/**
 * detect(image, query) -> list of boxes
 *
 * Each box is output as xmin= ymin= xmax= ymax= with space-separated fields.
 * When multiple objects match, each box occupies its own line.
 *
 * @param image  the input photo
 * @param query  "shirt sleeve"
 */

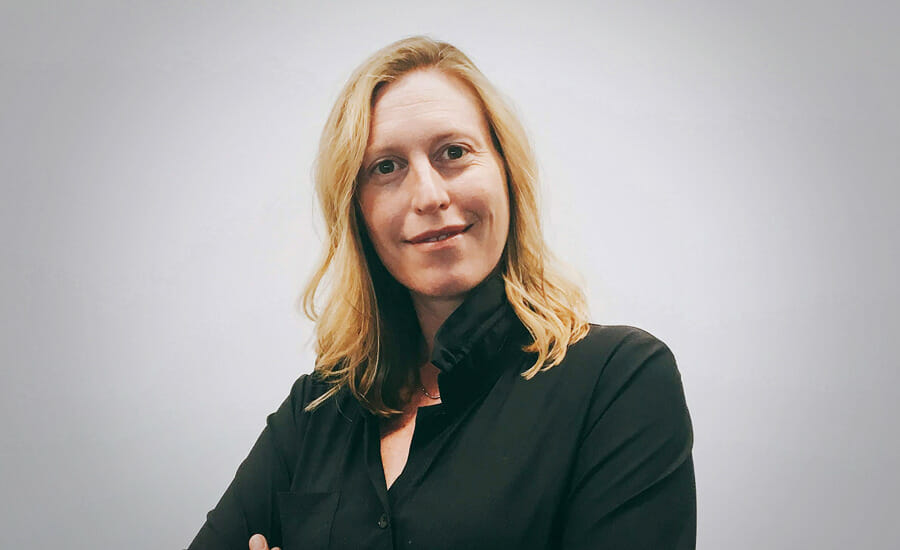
xmin=559 ymin=329 xmax=696 ymax=550
xmin=186 ymin=375 xmax=310 ymax=550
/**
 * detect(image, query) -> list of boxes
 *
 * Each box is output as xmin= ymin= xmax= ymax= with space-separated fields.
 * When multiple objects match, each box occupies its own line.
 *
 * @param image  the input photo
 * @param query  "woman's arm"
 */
xmin=559 ymin=330 xmax=696 ymax=549
xmin=187 ymin=375 xmax=310 ymax=550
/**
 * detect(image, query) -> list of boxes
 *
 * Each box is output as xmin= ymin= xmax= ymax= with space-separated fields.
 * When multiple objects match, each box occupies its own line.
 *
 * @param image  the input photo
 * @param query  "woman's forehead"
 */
xmin=366 ymin=70 xmax=490 ymax=153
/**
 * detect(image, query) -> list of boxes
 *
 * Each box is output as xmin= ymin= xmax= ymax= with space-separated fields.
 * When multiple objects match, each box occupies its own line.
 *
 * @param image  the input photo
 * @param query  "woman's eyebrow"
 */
xmin=429 ymin=130 xmax=473 ymax=144
xmin=364 ymin=130 xmax=478 ymax=163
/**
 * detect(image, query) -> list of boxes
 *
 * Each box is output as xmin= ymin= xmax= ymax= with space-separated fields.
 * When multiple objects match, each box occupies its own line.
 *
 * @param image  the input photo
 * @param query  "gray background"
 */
xmin=2 ymin=1 xmax=898 ymax=548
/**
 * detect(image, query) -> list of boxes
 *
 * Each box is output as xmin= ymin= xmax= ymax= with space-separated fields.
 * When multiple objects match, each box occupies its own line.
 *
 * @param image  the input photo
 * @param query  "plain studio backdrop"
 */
xmin=1 ymin=1 xmax=898 ymax=548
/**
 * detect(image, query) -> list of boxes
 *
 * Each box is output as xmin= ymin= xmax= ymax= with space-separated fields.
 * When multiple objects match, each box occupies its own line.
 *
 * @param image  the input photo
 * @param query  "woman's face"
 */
xmin=356 ymin=69 xmax=510 ymax=301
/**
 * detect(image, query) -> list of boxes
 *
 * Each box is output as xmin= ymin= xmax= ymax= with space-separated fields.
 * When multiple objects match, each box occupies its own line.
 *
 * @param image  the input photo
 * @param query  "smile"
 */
xmin=410 ymin=224 xmax=472 ymax=248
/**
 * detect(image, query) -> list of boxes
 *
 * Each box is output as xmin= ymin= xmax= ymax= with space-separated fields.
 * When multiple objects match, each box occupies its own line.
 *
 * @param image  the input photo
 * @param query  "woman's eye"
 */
xmin=374 ymin=160 xmax=396 ymax=175
xmin=443 ymin=145 xmax=466 ymax=160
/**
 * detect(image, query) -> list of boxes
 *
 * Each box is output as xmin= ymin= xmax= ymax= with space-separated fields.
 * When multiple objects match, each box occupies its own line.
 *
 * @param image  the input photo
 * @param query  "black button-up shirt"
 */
xmin=188 ymin=274 xmax=696 ymax=549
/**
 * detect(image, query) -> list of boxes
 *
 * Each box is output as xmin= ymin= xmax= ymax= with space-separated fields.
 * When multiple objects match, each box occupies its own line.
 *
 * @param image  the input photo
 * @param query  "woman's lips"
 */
xmin=409 ymin=224 xmax=472 ymax=249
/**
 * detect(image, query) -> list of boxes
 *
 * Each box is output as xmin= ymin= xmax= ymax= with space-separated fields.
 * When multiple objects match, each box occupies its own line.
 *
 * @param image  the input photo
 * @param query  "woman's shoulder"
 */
xmin=558 ymin=324 xmax=686 ymax=410
xmin=276 ymin=372 xmax=358 ymax=423
xmin=565 ymin=324 xmax=677 ymax=372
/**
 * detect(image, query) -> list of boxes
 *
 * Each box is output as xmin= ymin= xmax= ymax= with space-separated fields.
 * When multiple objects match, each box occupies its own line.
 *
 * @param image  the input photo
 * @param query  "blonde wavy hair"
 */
xmin=300 ymin=35 xmax=590 ymax=417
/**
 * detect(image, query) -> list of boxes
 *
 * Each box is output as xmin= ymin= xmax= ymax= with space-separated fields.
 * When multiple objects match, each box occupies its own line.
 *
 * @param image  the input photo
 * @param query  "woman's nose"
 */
xmin=409 ymin=157 xmax=450 ymax=214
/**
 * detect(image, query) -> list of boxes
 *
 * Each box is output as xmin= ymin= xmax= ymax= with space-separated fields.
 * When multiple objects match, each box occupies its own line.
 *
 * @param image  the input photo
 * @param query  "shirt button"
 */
xmin=377 ymin=513 xmax=390 ymax=529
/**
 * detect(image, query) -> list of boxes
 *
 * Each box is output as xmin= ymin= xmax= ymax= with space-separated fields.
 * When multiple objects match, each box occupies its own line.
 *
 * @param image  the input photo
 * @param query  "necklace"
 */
xmin=418 ymin=381 xmax=441 ymax=400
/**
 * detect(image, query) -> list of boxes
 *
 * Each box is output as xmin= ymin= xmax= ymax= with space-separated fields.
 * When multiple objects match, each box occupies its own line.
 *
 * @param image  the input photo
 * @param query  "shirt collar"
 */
xmin=429 ymin=271 xmax=528 ymax=408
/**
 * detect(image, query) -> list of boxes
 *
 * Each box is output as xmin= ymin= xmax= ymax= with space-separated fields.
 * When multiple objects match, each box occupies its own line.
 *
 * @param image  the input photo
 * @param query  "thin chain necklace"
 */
xmin=418 ymin=381 xmax=441 ymax=400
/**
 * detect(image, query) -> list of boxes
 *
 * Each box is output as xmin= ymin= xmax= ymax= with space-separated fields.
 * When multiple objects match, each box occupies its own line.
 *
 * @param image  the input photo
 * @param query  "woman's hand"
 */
xmin=249 ymin=533 xmax=280 ymax=550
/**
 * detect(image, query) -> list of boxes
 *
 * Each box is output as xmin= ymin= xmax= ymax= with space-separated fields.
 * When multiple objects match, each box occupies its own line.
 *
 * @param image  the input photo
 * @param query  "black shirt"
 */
xmin=188 ymin=274 xmax=696 ymax=549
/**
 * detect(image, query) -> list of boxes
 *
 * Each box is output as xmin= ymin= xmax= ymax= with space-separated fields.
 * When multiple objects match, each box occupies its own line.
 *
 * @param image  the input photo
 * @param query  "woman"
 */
xmin=188 ymin=36 xmax=695 ymax=550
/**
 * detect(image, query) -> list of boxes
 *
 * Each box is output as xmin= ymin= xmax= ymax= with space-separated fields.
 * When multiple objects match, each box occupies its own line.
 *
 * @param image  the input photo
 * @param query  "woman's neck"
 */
xmin=410 ymin=291 xmax=466 ymax=364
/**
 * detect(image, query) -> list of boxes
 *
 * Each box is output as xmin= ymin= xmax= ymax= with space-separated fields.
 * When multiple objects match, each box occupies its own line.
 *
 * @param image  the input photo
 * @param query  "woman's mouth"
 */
xmin=409 ymin=224 xmax=473 ymax=249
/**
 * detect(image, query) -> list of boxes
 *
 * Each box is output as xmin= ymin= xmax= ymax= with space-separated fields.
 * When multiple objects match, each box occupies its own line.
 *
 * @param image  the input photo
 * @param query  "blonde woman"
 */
xmin=188 ymin=36 xmax=695 ymax=550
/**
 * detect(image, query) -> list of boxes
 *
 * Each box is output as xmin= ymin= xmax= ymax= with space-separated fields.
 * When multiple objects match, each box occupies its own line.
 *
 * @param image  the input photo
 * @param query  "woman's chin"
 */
xmin=407 ymin=275 xmax=478 ymax=301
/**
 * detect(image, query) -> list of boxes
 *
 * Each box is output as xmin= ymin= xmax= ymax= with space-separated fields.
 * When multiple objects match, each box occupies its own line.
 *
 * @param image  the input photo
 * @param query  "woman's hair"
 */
xmin=300 ymin=35 xmax=591 ymax=417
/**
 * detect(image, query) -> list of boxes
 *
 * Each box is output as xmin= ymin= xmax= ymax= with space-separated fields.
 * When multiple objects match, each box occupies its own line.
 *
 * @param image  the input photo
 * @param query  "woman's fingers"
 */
xmin=248 ymin=533 xmax=280 ymax=550
xmin=249 ymin=534 xmax=268 ymax=550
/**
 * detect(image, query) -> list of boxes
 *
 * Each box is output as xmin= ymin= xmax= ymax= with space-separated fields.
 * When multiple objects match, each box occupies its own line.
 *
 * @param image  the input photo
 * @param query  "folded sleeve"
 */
xmin=559 ymin=329 xmax=696 ymax=549
xmin=187 ymin=375 xmax=310 ymax=550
